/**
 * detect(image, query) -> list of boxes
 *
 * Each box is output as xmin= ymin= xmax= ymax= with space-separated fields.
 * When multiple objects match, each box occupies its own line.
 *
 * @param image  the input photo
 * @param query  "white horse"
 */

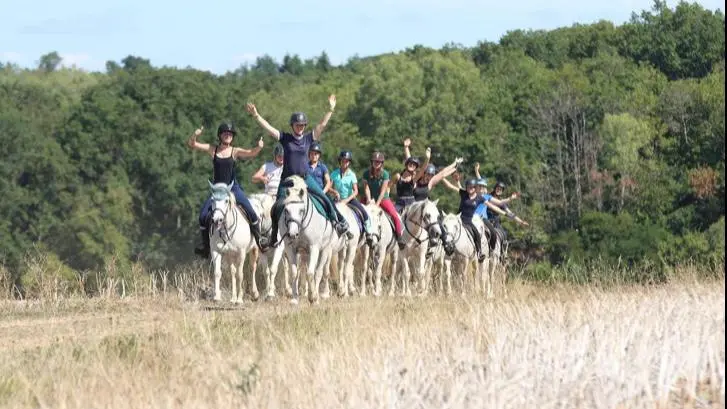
xmin=440 ymin=213 xmax=491 ymax=296
xmin=390 ymin=199 xmax=443 ymax=297
xmin=247 ymin=193 xmax=292 ymax=300
xmin=277 ymin=175 xmax=339 ymax=304
xmin=322 ymin=201 xmax=373 ymax=298
xmin=207 ymin=181 xmax=257 ymax=303
xmin=359 ymin=204 xmax=397 ymax=297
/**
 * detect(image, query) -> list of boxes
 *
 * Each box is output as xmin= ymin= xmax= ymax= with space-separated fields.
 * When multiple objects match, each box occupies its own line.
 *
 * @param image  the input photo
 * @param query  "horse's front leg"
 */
xmin=285 ymin=245 xmax=300 ymax=304
xmin=232 ymin=252 xmax=246 ymax=304
xmin=373 ymin=246 xmax=386 ymax=297
xmin=307 ymin=246 xmax=321 ymax=305
xmin=321 ymin=251 xmax=332 ymax=299
xmin=444 ymin=258 xmax=453 ymax=296
xmin=360 ymin=245 xmax=370 ymax=297
xmin=211 ymin=251 xmax=223 ymax=302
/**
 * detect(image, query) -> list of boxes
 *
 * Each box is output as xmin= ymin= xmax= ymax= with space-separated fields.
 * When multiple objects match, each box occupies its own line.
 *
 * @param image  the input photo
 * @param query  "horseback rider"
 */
xmin=393 ymin=138 xmax=430 ymax=213
xmin=330 ymin=150 xmax=375 ymax=244
xmin=472 ymin=163 xmax=528 ymax=228
xmin=458 ymin=178 xmax=488 ymax=263
xmin=361 ymin=150 xmax=407 ymax=249
xmin=307 ymin=141 xmax=333 ymax=195
xmin=187 ymin=122 xmax=264 ymax=258
xmin=251 ymin=143 xmax=284 ymax=200
xmin=245 ymin=95 xmax=350 ymax=252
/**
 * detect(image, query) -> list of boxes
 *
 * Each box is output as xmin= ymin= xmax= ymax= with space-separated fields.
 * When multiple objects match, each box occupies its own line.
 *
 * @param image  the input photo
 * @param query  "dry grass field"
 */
xmin=0 ymin=272 xmax=724 ymax=409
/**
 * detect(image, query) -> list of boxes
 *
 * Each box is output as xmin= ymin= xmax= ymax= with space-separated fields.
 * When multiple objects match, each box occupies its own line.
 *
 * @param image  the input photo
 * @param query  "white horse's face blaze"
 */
xmin=441 ymin=215 xmax=459 ymax=246
xmin=208 ymin=181 xmax=234 ymax=228
xmin=284 ymin=202 xmax=305 ymax=239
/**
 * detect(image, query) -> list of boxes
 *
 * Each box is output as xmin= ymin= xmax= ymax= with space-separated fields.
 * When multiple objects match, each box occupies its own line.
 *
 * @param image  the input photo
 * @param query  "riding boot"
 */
xmin=250 ymin=221 xmax=262 ymax=248
xmin=194 ymin=228 xmax=210 ymax=259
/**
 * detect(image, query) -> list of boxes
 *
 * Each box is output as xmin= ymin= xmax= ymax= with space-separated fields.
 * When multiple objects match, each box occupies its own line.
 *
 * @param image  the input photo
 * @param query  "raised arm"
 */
xmin=403 ymin=138 xmax=412 ymax=162
xmin=313 ymin=94 xmax=336 ymax=140
xmin=440 ymin=177 xmax=461 ymax=192
xmin=429 ymin=157 xmax=464 ymax=188
xmin=485 ymin=202 xmax=508 ymax=216
xmin=413 ymin=147 xmax=432 ymax=181
xmin=246 ymin=103 xmax=281 ymax=140
xmin=187 ymin=126 xmax=214 ymax=155
xmin=474 ymin=162 xmax=481 ymax=179
xmin=233 ymin=137 xmax=264 ymax=160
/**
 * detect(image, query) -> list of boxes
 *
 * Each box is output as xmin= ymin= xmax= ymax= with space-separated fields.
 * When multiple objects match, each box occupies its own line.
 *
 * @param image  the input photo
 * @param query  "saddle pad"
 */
xmin=346 ymin=203 xmax=366 ymax=234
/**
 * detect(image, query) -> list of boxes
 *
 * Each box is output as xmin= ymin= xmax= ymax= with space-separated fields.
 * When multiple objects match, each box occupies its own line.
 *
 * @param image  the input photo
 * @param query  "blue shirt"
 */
xmin=280 ymin=131 xmax=314 ymax=179
xmin=475 ymin=194 xmax=493 ymax=219
xmin=307 ymin=162 xmax=329 ymax=190
xmin=330 ymin=168 xmax=358 ymax=200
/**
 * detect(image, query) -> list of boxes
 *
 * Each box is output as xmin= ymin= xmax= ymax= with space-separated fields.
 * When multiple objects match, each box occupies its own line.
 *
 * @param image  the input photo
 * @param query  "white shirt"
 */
xmin=261 ymin=161 xmax=283 ymax=195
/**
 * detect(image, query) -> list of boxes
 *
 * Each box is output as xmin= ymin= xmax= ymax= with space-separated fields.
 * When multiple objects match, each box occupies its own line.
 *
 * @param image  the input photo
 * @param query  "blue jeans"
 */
xmin=199 ymin=181 xmax=258 ymax=228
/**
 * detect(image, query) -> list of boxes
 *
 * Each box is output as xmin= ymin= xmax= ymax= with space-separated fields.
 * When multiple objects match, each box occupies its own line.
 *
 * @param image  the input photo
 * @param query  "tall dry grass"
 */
xmin=0 ymin=275 xmax=723 ymax=408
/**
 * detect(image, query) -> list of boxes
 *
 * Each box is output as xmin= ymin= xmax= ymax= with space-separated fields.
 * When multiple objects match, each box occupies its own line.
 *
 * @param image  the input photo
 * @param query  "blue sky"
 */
xmin=1 ymin=0 xmax=724 ymax=74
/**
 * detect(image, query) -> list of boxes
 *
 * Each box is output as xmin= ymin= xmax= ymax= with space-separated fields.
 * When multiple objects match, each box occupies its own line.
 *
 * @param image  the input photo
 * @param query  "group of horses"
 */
xmin=205 ymin=176 xmax=509 ymax=305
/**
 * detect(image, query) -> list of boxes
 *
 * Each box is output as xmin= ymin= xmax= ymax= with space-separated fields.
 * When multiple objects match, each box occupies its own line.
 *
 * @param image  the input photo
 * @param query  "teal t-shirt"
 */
xmin=362 ymin=169 xmax=390 ymax=200
xmin=330 ymin=168 xmax=358 ymax=200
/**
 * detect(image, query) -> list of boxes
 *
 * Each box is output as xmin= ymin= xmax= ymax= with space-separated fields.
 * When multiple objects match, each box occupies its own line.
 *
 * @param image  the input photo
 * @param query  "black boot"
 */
xmin=250 ymin=221 xmax=262 ymax=248
xmin=194 ymin=228 xmax=210 ymax=258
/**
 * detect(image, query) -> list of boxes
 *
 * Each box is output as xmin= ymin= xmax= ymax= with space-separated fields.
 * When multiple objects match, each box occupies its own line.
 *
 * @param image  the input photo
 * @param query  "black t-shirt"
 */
xmin=458 ymin=189 xmax=485 ymax=223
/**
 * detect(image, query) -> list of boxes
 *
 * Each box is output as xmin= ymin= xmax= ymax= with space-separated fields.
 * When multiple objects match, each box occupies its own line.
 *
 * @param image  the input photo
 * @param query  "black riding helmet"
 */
xmin=217 ymin=122 xmax=236 ymax=137
xmin=494 ymin=181 xmax=506 ymax=190
xmin=289 ymin=112 xmax=308 ymax=125
xmin=424 ymin=164 xmax=436 ymax=175
xmin=339 ymin=150 xmax=353 ymax=161
xmin=273 ymin=144 xmax=284 ymax=157
xmin=405 ymin=157 xmax=421 ymax=167
xmin=309 ymin=141 xmax=322 ymax=154
xmin=465 ymin=178 xmax=478 ymax=188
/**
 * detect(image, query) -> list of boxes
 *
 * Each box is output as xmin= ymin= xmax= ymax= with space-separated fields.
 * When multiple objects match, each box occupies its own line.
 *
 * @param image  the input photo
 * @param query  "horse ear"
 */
xmin=433 ymin=199 xmax=439 ymax=206
xmin=208 ymin=180 xmax=214 ymax=190
xmin=227 ymin=182 xmax=233 ymax=191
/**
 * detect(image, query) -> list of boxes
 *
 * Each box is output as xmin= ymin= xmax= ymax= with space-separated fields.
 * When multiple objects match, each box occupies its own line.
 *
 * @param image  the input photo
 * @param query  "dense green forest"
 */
xmin=1 ymin=1 xmax=724 ymax=284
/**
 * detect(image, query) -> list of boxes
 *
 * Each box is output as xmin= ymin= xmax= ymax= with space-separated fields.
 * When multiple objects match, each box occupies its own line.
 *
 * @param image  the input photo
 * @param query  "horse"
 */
xmin=440 ymin=213 xmax=491 ymax=297
xmin=390 ymin=199 xmax=443 ymax=297
xmin=247 ymin=192 xmax=291 ymax=300
xmin=359 ymin=204 xmax=397 ymax=297
xmin=276 ymin=175 xmax=339 ymax=304
xmin=321 ymin=200 xmax=374 ymax=298
xmin=207 ymin=181 xmax=257 ymax=303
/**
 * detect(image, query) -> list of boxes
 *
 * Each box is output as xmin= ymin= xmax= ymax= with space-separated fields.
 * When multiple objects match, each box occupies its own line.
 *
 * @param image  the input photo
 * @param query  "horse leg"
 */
xmin=388 ymin=248 xmax=399 ymax=297
xmin=285 ymin=245 xmax=300 ymax=304
xmin=401 ymin=254 xmax=412 ymax=297
xmin=360 ymin=245 xmax=369 ymax=296
xmin=373 ymin=246 xmax=385 ymax=297
xmin=346 ymin=244 xmax=358 ymax=297
xmin=444 ymin=258 xmax=453 ymax=296
xmin=249 ymin=247 xmax=259 ymax=301
xmin=235 ymin=252 xmax=246 ymax=303
xmin=307 ymin=246 xmax=321 ymax=305
xmin=212 ymin=251 xmax=223 ymax=302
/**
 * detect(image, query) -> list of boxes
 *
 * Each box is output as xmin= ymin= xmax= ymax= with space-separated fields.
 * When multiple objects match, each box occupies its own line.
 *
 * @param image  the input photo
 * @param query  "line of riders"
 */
xmin=187 ymin=94 xmax=529 ymax=264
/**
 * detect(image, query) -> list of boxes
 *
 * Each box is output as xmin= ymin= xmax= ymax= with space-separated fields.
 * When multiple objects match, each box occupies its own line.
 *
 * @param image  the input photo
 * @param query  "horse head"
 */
xmin=440 ymin=212 xmax=461 ymax=248
xmin=281 ymin=175 xmax=308 ymax=240
xmin=364 ymin=204 xmax=384 ymax=247
xmin=208 ymin=180 xmax=236 ymax=229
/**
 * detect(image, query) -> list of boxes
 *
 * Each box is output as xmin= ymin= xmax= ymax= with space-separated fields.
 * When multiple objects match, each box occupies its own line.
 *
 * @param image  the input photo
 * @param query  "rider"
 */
xmin=251 ymin=143 xmax=284 ymax=199
xmin=361 ymin=151 xmax=407 ymax=249
xmin=393 ymin=138 xmax=430 ymax=213
xmin=473 ymin=163 xmax=528 ymax=227
xmin=187 ymin=122 xmax=264 ymax=258
xmin=330 ymin=150 xmax=375 ymax=243
xmin=307 ymin=141 xmax=333 ymax=195
xmin=458 ymin=178 xmax=488 ymax=263
xmin=245 ymin=95 xmax=350 ymax=251
xmin=488 ymin=180 xmax=528 ymax=229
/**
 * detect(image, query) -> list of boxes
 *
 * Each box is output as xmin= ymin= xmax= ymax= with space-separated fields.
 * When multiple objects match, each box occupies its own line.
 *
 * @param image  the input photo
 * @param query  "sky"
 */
xmin=1 ymin=0 xmax=724 ymax=75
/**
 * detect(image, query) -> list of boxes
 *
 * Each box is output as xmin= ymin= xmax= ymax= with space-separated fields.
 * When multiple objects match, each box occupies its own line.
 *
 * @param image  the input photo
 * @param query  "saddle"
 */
xmin=346 ymin=203 xmax=367 ymax=235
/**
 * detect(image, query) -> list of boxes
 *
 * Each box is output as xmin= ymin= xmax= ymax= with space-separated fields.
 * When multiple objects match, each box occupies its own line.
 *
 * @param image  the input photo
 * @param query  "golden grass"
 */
xmin=0 ymin=278 xmax=724 ymax=408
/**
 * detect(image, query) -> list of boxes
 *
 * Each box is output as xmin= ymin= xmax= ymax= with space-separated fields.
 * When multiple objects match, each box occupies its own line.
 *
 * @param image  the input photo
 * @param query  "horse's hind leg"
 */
xmin=212 ymin=252 xmax=223 ymax=302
